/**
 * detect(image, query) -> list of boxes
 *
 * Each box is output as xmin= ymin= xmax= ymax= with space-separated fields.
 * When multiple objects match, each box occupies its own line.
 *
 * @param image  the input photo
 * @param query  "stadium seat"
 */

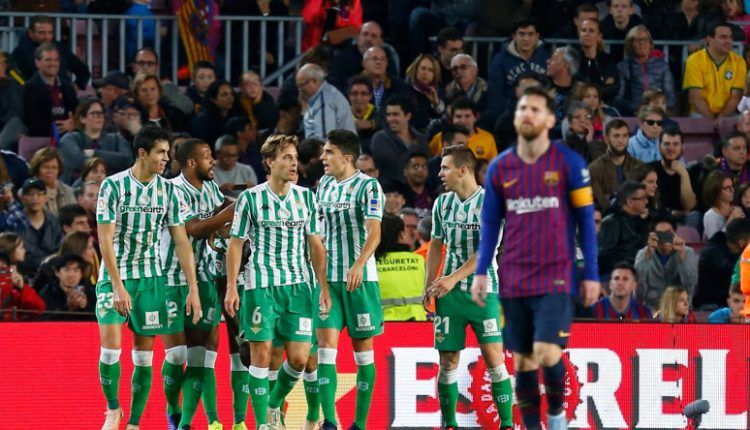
xmin=718 ymin=117 xmax=739 ymax=141
xmin=677 ymin=225 xmax=702 ymax=254
xmin=18 ymin=136 xmax=51 ymax=162
xmin=674 ymin=117 xmax=717 ymax=162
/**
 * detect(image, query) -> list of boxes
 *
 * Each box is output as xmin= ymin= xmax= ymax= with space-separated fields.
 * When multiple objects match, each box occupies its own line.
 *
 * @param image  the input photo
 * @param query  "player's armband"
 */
xmin=570 ymin=186 xmax=594 ymax=208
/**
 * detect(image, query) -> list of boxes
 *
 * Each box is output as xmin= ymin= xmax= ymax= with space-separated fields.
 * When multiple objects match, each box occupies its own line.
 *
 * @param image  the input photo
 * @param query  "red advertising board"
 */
xmin=0 ymin=322 xmax=748 ymax=429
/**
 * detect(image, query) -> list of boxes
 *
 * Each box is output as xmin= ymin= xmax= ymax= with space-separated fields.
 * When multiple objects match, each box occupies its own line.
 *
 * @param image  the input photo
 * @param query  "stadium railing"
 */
xmin=0 ymin=12 xmax=304 ymax=86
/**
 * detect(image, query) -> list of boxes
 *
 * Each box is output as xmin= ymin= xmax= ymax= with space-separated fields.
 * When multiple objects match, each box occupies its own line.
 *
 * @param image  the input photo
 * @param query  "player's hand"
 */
xmin=430 ymin=275 xmax=457 ymax=298
xmin=112 ymin=285 xmax=132 ymax=316
xmin=470 ymin=275 xmax=488 ymax=307
xmin=421 ymin=292 xmax=433 ymax=313
xmin=224 ymin=285 xmax=240 ymax=317
xmin=346 ymin=262 xmax=364 ymax=291
xmin=186 ymin=290 xmax=203 ymax=324
xmin=318 ymin=287 xmax=332 ymax=316
xmin=580 ymin=280 xmax=601 ymax=307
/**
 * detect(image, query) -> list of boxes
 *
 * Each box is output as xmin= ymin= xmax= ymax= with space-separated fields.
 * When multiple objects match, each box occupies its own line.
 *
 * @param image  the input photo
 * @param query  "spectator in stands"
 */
xmin=576 ymin=18 xmax=619 ymax=103
xmin=494 ymin=71 xmax=546 ymax=150
xmin=356 ymin=154 xmax=379 ymax=178
xmin=296 ymin=63 xmax=356 ymax=139
xmin=92 ymin=71 xmax=130 ymax=133
xmin=58 ymin=98 xmax=132 ymax=184
xmin=277 ymin=46 xmax=331 ymax=109
xmin=554 ymin=3 xmax=600 ymax=39
xmin=640 ymin=89 xmax=679 ymax=130
xmin=16 ymin=177 xmax=61 ymax=275
xmin=616 ymin=26 xmax=677 ymax=116
xmin=0 ymin=51 xmax=24 ymax=148
xmin=589 ymin=261 xmax=653 ymax=320
xmin=329 ymin=21 xmax=399 ymax=91
xmin=237 ymin=70 xmax=278 ymax=131
xmin=708 ymin=283 xmax=745 ymax=322
xmin=546 ymin=46 xmax=579 ymax=135
xmin=224 ymin=116 xmax=265 ymax=180
xmin=11 ymin=15 xmax=90 ymax=88
xmin=369 ymin=96 xmax=428 ymax=183
xmin=427 ymin=124 xmax=469 ymax=191
xmin=446 ymin=54 xmax=500 ymax=130
xmin=375 ymin=213 xmax=427 ymax=321
xmin=58 ymin=204 xmax=90 ymax=237
xmin=684 ymin=22 xmax=746 ymax=125
xmin=347 ymin=75 xmax=379 ymax=152
xmin=667 ymin=0 xmax=708 ymax=41
xmin=360 ymin=46 xmax=409 ymax=112
xmin=739 ymin=182 xmax=750 ymax=218
xmin=301 ymin=0 xmax=363 ymax=51
xmin=598 ymin=181 xmax=651 ymax=275
xmin=429 ymin=97 xmax=497 ymax=161
xmin=185 ymin=61 xmax=217 ymax=114
xmin=257 ymin=98 xmax=303 ymax=145
xmin=565 ymin=83 xmax=619 ymax=141
xmin=635 ymin=216 xmax=698 ymax=308
xmin=22 ymin=43 xmax=78 ymax=138
xmin=703 ymin=170 xmax=745 ymax=241
xmin=600 ymin=0 xmax=642 ymax=59
xmin=132 ymin=72 xmax=190 ymax=132
xmin=0 ymin=232 xmax=28 ymax=279
xmin=297 ymin=137 xmax=325 ymax=188
xmin=628 ymin=163 xmax=669 ymax=219
xmin=38 ymin=254 xmax=95 ymax=321
xmin=74 ymin=180 xmax=99 ymax=238
xmin=716 ymin=131 xmax=750 ymax=185
xmin=628 ymin=106 xmax=665 ymax=163
xmin=399 ymin=207 xmax=420 ymax=249
xmin=696 ymin=218 xmax=750 ymax=309
xmin=110 ymin=96 xmax=141 ymax=146
xmin=0 ymin=181 xmax=25 ymax=233
xmin=435 ymin=27 xmax=464 ymax=86
xmin=563 ymin=102 xmax=606 ymax=163
xmin=191 ymin=80 xmax=240 ymax=147
xmin=33 ymin=229 xmax=97 ymax=293
xmin=131 ymin=47 xmax=194 ymax=115
xmin=590 ymin=119 xmax=644 ymax=210
xmin=720 ymin=0 xmax=750 ymax=44
xmin=0 ymin=251 xmax=44 ymax=321
xmin=656 ymin=285 xmax=696 ymax=322
xmin=214 ymin=135 xmax=258 ymax=197
xmin=124 ymin=0 xmax=155 ymax=63
xmin=488 ymin=19 xmax=549 ymax=111
xmin=649 ymin=130 xmax=698 ymax=221
xmin=405 ymin=54 xmax=446 ymax=132
xmin=402 ymin=152 xmax=435 ymax=219
xmin=383 ymin=180 xmax=408 ymax=215
xmin=29 ymin=148 xmax=75 ymax=216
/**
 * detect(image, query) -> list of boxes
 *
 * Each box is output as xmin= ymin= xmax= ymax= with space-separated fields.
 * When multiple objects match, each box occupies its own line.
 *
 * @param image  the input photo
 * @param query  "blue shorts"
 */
xmin=500 ymin=293 xmax=573 ymax=354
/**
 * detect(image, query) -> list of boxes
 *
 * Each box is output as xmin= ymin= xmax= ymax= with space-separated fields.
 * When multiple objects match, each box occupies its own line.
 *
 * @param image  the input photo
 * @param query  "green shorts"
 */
xmin=164 ymin=284 xmax=187 ymax=334
xmin=314 ymin=281 xmax=383 ymax=339
xmin=241 ymin=283 xmax=313 ymax=343
xmin=434 ymin=289 xmax=502 ymax=351
xmin=271 ymin=284 xmax=319 ymax=352
xmin=96 ymin=277 xmax=171 ymax=336
xmin=185 ymin=279 xmax=221 ymax=331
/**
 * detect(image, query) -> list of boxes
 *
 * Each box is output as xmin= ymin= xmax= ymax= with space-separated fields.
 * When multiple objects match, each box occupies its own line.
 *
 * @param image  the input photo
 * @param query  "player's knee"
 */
xmin=353 ymin=350 xmax=374 ymax=366
xmin=187 ymin=346 xmax=207 ymax=367
xmin=230 ymin=353 xmax=248 ymax=371
xmin=439 ymin=352 xmax=459 ymax=370
xmin=132 ymin=350 xmax=154 ymax=367
xmin=532 ymin=342 xmax=562 ymax=367
xmin=100 ymin=348 xmax=121 ymax=365
xmin=204 ymin=350 xmax=218 ymax=369
xmin=283 ymin=360 xmax=304 ymax=378
xmin=318 ymin=348 xmax=338 ymax=365
xmin=286 ymin=354 xmax=308 ymax=370
xmin=487 ymin=362 xmax=510 ymax=383
xmin=437 ymin=368 xmax=459 ymax=385
xmin=165 ymin=345 xmax=187 ymax=366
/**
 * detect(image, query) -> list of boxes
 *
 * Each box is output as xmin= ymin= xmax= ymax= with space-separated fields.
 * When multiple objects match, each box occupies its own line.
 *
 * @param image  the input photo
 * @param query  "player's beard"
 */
xmin=197 ymin=168 xmax=213 ymax=182
xmin=517 ymin=122 xmax=546 ymax=141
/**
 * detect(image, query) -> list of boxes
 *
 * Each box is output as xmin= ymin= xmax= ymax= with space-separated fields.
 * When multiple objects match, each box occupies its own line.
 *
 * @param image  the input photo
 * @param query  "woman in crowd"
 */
xmin=702 ymin=170 xmax=745 ymax=242
xmin=616 ymin=25 xmax=676 ymax=116
xmin=575 ymin=18 xmax=619 ymax=103
xmin=628 ymin=163 xmax=669 ymax=219
xmin=71 ymin=157 xmax=107 ymax=188
xmin=656 ymin=285 xmax=696 ymax=322
xmin=132 ymin=72 xmax=189 ymax=132
xmin=238 ymin=70 xmax=279 ymax=130
xmin=29 ymin=148 xmax=76 ymax=216
xmin=720 ymin=0 xmax=750 ymax=43
xmin=191 ymin=80 xmax=241 ymax=146
xmin=563 ymin=102 xmax=606 ymax=164
xmin=32 ymin=231 xmax=98 ymax=291
xmin=737 ymin=182 xmax=750 ymax=218
xmin=0 ymin=232 xmax=29 ymax=281
xmin=405 ymin=54 xmax=445 ymax=132
xmin=58 ymin=98 xmax=132 ymax=184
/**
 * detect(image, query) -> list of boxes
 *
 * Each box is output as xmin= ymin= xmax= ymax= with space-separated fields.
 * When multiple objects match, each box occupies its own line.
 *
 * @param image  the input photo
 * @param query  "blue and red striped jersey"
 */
xmin=476 ymin=141 xmax=599 ymax=298
xmin=590 ymin=297 xmax=653 ymax=320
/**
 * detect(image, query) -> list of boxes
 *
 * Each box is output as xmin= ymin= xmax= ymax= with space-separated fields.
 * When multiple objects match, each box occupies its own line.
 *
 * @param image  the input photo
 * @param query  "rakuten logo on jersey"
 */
xmin=506 ymin=196 xmax=559 ymax=214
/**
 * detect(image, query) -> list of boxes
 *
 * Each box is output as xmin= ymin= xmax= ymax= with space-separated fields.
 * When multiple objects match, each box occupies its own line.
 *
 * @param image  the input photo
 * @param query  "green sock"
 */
xmin=269 ymin=361 xmax=302 ymax=409
xmin=438 ymin=368 xmax=459 ymax=428
xmin=231 ymin=354 xmax=250 ymax=423
xmin=303 ymin=371 xmax=320 ymax=422
xmin=202 ymin=365 xmax=219 ymax=422
xmin=354 ymin=362 xmax=376 ymax=429
xmin=99 ymin=350 xmax=121 ymax=410
xmin=248 ymin=366 xmax=270 ymax=427
xmin=492 ymin=377 xmax=514 ymax=427
xmin=317 ymin=359 xmax=338 ymax=424
xmin=129 ymin=364 xmax=153 ymax=425
xmin=161 ymin=356 xmax=184 ymax=415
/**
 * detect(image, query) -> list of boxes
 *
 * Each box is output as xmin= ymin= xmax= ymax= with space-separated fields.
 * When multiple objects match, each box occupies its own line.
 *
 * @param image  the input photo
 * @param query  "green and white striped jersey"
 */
xmin=316 ymin=172 xmax=383 ymax=282
xmin=160 ymin=174 xmax=225 ymax=286
xmin=230 ymin=182 xmax=319 ymax=289
xmin=96 ymin=169 xmax=190 ymax=281
xmin=431 ymin=187 xmax=498 ymax=293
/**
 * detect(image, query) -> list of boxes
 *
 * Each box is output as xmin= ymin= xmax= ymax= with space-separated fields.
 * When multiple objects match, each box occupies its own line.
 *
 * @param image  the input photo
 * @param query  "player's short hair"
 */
xmin=442 ymin=124 xmax=471 ymax=146
xmin=442 ymin=145 xmax=477 ymax=172
xmin=519 ymin=86 xmax=555 ymax=114
xmin=133 ymin=125 xmax=171 ymax=155
xmin=726 ymin=218 xmax=750 ymax=243
xmin=34 ymin=42 xmax=58 ymax=60
xmin=29 ymin=15 xmax=54 ymax=31
xmin=618 ymin=181 xmax=645 ymax=205
xmin=192 ymin=60 xmax=215 ymax=77
xmin=450 ymin=96 xmax=477 ymax=115
xmin=612 ymin=261 xmax=637 ymax=281
xmin=176 ymin=138 xmax=210 ymax=166
xmin=605 ymin=118 xmax=630 ymax=136
xmin=261 ymin=134 xmax=299 ymax=171
xmin=385 ymin=95 xmax=414 ymax=116
xmin=58 ymin=204 xmax=88 ymax=228
xmin=326 ymin=129 xmax=360 ymax=161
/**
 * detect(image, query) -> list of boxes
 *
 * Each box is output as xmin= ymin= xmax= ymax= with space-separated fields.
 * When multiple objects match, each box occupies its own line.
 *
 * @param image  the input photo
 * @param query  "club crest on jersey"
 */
xmin=456 ymin=211 xmax=467 ymax=222
xmin=277 ymin=208 xmax=290 ymax=220
xmin=544 ymin=171 xmax=560 ymax=186
xmin=435 ymin=332 xmax=445 ymax=343
xmin=139 ymin=194 xmax=150 ymax=205
xmin=250 ymin=324 xmax=261 ymax=334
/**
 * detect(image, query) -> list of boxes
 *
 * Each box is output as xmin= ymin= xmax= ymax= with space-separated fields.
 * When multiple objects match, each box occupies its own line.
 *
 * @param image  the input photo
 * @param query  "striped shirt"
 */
xmin=476 ymin=141 xmax=598 ymax=298
xmin=161 ymin=174 xmax=225 ymax=285
xmin=432 ymin=188 xmax=498 ymax=293
xmin=316 ymin=171 xmax=383 ymax=282
xmin=96 ymin=169 xmax=190 ymax=281
xmin=230 ymin=182 xmax=319 ymax=289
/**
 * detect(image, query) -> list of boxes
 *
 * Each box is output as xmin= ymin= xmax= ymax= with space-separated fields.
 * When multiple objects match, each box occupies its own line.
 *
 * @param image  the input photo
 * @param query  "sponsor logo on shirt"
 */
xmin=482 ymin=318 xmax=500 ymax=336
xmin=320 ymin=201 xmax=352 ymax=210
xmin=145 ymin=311 xmax=161 ymax=328
xmin=119 ymin=205 xmax=166 ymax=214
xmin=356 ymin=313 xmax=373 ymax=331
xmin=581 ymin=168 xmax=591 ymax=184
xmin=297 ymin=317 xmax=313 ymax=335
xmin=506 ymin=196 xmax=560 ymax=214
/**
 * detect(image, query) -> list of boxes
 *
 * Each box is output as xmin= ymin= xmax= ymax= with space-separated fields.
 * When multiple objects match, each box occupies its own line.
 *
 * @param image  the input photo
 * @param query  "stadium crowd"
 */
xmin=2 ymin=0 xmax=750 ymax=326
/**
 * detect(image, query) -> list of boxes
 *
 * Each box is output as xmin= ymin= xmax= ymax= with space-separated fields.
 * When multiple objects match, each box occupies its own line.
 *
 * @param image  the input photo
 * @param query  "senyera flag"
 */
xmin=172 ymin=0 xmax=221 ymax=69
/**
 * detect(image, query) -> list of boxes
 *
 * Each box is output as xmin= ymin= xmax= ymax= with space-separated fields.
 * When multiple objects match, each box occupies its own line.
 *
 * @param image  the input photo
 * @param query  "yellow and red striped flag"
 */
xmin=173 ymin=0 xmax=221 ymax=70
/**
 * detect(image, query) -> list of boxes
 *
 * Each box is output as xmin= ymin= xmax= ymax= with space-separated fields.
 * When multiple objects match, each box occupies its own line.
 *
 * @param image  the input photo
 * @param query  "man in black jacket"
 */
xmin=11 ymin=15 xmax=90 ymax=89
xmin=597 ymin=181 xmax=651 ymax=276
xmin=694 ymin=219 xmax=750 ymax=310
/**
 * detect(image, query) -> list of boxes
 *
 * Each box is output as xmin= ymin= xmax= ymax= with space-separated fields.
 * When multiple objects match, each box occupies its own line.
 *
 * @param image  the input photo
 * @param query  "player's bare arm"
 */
xmin=308 ymin=233 xmax=331 ymax=313
xmin=223 ymin=236 xmax=244 ymax=316
xmin=431 ymin=253 xmax=478 ymax=298
xmin=347 ymin=218 xmax=381 ymax=291
xmin=98 ymin=222 xmax=130 ymax=315
xmin=169 ymin=224 xmax=203 ymax=324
